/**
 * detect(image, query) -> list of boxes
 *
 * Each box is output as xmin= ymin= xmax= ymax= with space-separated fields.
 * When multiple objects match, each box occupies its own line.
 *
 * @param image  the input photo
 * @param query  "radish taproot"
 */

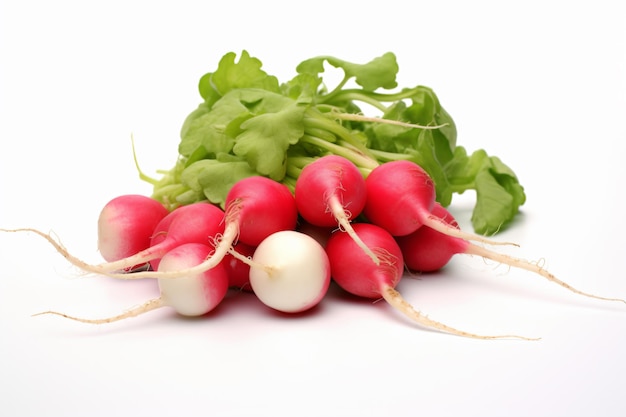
xmin=397 ymin=203 xmax=626 ymax=304
xmin=34 ymin=243 xmax=229 ymax=323
xmin=325 ymin=222 xmax=537 ymax=340
xmin=229 ymin=230 xmax=331 ymax=313
xmin=295 ymin=155 xmax=379 ymax=264
xmin=363 ymin=160 xmax=516 ymax=246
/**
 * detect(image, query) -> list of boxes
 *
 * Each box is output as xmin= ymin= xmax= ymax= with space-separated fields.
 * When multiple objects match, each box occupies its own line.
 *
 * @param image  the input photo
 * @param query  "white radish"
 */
xmin=232 ymin=230 xmax=331 ymax=313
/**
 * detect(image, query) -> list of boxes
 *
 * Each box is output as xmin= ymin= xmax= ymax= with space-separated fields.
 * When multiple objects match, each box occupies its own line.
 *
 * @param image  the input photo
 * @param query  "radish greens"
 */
xmin=147 ymin=50 xmax=526 ymax=235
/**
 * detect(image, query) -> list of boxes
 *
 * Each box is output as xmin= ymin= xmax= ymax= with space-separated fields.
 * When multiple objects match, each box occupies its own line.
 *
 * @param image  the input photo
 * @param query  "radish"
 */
xmin=97 ymin=194 xmax=169 ymax=269
xmin=2 ymin=202 xmax=226 ymax=277
xmin=325 ymin=222 xmax=537 ymax=340
xmin=397 ymin=203 xmax=626 ymax=304
xmin=230 ymin=230 xmax=331 ymax=313
xmin=123 ymin=175 xmax=299 ymax=280
xmin=295 ymin=155 xmax=379 ymax=264
xmin=34 ymin=243 xmax=229 ymax=323
xmin=363 ymin=160 xmax=516 ymax=246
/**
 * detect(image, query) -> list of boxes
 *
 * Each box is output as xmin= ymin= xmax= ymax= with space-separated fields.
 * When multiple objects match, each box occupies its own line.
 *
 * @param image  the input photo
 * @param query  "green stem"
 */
xmin=319 ymin=74 xmax=350 ymax=103
xmin=303 ymin=108 xmax=377 ymax=161
xmin=302 ymin=126 xmax=338 ymax=143
xmin=369 ymin=148 xmax=415 ymax=162
xmin=323 ymin=86 xmax=427 ymax=106
xmin=300 ymin=135 xmax=378 ymax=170
xmin=131 ymin=134 xmax=159 ymax=185
xmin=287 ymin=156 xmax=317 ymax=170
xmin=281 ymin=176 xmax=297 ymax=193
xmin=285 ymin=161 xmax=304 ymax=179
xmin=151 ymin=183 xmax=190 ymax=210
xmin=327 ymin=112 xmax=447 ymax=130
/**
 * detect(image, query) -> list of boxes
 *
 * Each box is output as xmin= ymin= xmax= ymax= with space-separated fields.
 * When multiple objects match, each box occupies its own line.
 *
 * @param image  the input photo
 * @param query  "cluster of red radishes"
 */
xmin=6 ymin=155 xmax=624 ymax=339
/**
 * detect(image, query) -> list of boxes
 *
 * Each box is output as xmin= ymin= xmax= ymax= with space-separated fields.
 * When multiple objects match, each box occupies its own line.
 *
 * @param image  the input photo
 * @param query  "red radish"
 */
xmin=395 ymin=202 xmax=464 ymax=273
xmin=34 ymin=243 xmax=229 ymax=323
xmin=363 ymin=160 xmax=515 ymax=246
xmin=398 ymin=203 xmax=626 ymax=304
xmin=224 ymin=241 xmax=255 ymax=291
xmin=295 ymin=155 xmax=379 ymax=264
xmin=126 ymin=176 xmax=299 ymax=279
xmin=325 ymin=222 xmax=536 ymax=340
xmin=231 ymin=230 xmax=331 ymax=313
xmin=97 ymin=194 xmax=169 ymax=269
xmin=3 ymin=202 xmax=225 ymax=277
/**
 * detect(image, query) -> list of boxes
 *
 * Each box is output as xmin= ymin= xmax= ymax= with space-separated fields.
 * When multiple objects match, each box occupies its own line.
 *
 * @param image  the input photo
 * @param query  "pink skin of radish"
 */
xmin=3 ymin=202 xmax=226 ymax=278
xmin=121 ymin=176 xmax=299 ymax=280
xmin=230 ymin=230 xmax=331 ymax=313
xmin=363 ymin=160 xmax=515 ymax=246
xmin=295 ymin=155 xmax=379 ymax=264
xmin=325 ymin=222 xmax=537 ymax=340
xmin=397 ymin=203 xmax=626 ymax=304
xmin=34 ymin=243 xmax=230 ymax=323
xmin=97 ymin=194 xmax=169 ymax=269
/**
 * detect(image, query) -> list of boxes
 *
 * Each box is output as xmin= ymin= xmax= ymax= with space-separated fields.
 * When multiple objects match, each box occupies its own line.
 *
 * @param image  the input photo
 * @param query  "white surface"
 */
xmin=1 ymin=1 xmax=625 ymax=416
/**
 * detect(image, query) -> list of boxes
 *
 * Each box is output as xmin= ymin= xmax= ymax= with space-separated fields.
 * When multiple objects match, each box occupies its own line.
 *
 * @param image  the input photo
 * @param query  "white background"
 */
xmin=1 ymin=1 xmax=625 ymax=416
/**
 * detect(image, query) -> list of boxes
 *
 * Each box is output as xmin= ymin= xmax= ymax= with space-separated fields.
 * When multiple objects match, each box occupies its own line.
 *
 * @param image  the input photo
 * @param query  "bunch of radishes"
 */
xmin=4 ymin=155 xmax=624 ymax=339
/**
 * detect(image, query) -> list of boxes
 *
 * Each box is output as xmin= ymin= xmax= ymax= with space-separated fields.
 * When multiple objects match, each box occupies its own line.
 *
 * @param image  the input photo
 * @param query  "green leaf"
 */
xmin=198 ymin=51 xmax=281 ymax=106
xmin=280 ymin=73 xmax=322 ymax=104
xmin=193 ymin=159 xmax=258 ymax=208
xmin=297 ymin=52 xmax=399 ymax=91
xmin=470 ymin=155 xmax=526 ymax=235
xmin=178 ymin=95 xmax=252 ymax=158
xmin=180 ymin=102 xmax=210 ymax=140
xmin=149 ymin=51 xmax=527 ymax=236
xmin=365 ymin=87 xmax=456 ymax=163
xmin=408 ymin=130 xmax=453 ymax=206
xmin=232 ymin=102 xmax=306 ymax=180
xmin=472 ymin=171 xmax=514 ymax=235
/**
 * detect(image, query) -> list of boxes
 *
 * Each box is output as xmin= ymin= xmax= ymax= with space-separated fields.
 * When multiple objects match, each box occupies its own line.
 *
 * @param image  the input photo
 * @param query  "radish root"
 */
xmin=381 ymin=285 xmax=539 ymax=340
xmin=423 ymin=214 xmax=519 ymax=247
xmin=1 ymin=228 xmax=93 ymax=274
xmin=466 ymin=244 xmax=626 ymax=304
xmin=33 ymin=298 xmax=164 ymax=324
xmin=327 ymin=194 xmax=380 ymax=265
